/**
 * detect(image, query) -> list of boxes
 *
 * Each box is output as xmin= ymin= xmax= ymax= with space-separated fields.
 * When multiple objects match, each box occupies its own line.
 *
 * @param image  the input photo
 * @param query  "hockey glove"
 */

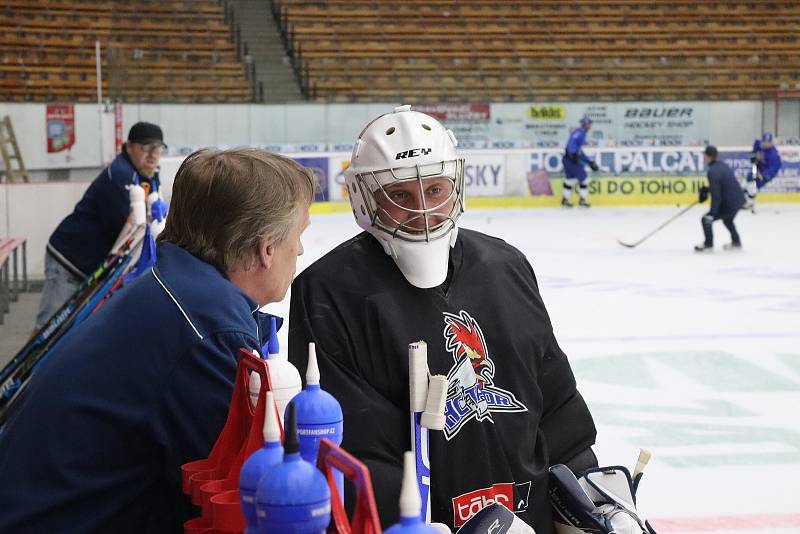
xmin=549 ymin=461 xmax=657 ymax=534
xmin=151 ymin=196 xmax=168 ymax=222
xmin=456 ymin=503 xmax=535 ymax=533
xmin=750 ymin=156 xmax=757 ymax=163
xmin=698 ymin=185 xmax=710 ymax=203
xmin=589 ymin=161 xmax=599 ymax=172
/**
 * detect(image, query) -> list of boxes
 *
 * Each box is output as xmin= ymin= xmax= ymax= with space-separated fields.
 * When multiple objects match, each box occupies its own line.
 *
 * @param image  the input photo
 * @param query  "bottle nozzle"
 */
xmin=284 ymin=401 xmax=299 ymax=455
xmin=306 ymin=342 xmax=320 ymax=386
xmin=263 ymin=391 xmax=280 ymax=443
xmin=267 ymin=316 xmax=279 ymax=357
xmin=399 ymin=451 xmax=422 ymax=519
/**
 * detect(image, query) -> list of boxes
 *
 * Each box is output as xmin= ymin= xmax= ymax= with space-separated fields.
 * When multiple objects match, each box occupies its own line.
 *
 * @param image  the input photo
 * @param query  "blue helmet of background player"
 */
xmin=580 ymin=116 xmax=593 ymax=129
xmin=761 ymin=132 xmax=774 ymax=148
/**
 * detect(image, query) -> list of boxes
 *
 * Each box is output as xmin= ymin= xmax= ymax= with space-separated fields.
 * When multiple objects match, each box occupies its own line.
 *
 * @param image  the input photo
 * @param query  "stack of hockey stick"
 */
xmin=0 ymin=223 xmax=147 ymax=426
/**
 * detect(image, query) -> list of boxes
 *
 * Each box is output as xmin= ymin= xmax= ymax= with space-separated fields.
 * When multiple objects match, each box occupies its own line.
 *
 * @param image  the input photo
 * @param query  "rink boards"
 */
xmin=159 ymin=145 xmax=800 ymax=209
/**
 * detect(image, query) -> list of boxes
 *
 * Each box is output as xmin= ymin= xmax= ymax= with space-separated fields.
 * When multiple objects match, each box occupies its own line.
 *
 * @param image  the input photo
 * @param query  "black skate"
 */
xmin=561 ymin=198 xmax=573 ymax=208
xmin=579 ymin=199 xmax=591 ymax=208
xmin=723 ymin=242 xmax=742 ymax=251
xmin=694 ymin=243 xmax=713 ymax=253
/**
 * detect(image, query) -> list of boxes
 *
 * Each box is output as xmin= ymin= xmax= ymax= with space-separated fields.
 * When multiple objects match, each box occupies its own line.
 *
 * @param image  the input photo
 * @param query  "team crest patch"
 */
xmin=442 ymin=310 xmax=527 ymax=440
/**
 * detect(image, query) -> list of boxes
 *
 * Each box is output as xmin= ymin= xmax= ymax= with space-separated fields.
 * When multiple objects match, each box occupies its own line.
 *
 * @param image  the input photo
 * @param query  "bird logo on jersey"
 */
xmin=442 ymin=310 xmax=527 ymax=440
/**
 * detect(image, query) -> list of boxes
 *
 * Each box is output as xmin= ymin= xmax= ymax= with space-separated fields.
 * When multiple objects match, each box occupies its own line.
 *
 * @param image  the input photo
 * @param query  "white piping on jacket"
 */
xmin=151 ymin=267 xmax=204 ymax=340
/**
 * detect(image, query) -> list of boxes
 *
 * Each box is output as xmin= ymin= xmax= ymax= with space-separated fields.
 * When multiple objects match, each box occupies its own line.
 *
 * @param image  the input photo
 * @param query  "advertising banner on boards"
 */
xmin=415 ymin=103 xmax=492 ymax=143
xmin=294 ymin=157 xmax=329 ymax=201
xmin=46 ymin=104 xmax=75 ymax=165
xmin=463 ymin=153 xmax=506 ymax=197
xmin=528 ymin=145 xmax=800 ymax=203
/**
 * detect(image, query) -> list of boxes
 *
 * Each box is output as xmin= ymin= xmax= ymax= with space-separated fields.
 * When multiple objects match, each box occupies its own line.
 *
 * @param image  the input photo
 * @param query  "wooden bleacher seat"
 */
xmin=274 ymin=0 xmax=800 ymax=101
xmin=1 ymin=0 xmax=252 ymax=103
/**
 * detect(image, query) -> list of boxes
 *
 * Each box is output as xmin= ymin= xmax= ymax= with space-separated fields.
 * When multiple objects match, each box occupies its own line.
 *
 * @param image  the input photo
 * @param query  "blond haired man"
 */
xmin=0 ymin=149 xmax=315 ymax=533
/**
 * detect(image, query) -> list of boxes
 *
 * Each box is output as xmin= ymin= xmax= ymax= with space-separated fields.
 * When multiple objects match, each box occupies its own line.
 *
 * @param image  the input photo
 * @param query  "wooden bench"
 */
xmin=0 ymin=238 xmax=28 ymax=325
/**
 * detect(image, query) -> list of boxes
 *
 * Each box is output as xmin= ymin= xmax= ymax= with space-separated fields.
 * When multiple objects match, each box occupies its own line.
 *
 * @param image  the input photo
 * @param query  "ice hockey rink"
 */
xmin=265 ymin=203 xmax=800 ymax=534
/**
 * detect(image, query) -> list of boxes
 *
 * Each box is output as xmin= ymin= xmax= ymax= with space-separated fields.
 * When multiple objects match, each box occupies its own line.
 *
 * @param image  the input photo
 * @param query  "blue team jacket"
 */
xmin=48 ymin=150 xmax=159 ymax=279
xmin=752 ymin=140 xmax=782 ymax=181
xmin=0 ymin=243 xmax=278 ymax=533
xmin=562 ymin=127 xmax=593 ymax=180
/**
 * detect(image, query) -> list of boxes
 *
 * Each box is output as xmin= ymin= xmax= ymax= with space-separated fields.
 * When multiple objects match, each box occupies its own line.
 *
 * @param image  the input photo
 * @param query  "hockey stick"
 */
xmin=33 ymin=245 xmax=141 ymax=371
xmin=1 ymin=253 xmax=125 ymax=390
xmin=0 ymin=256 xmax=133 ymax=426
xmin=617 ymin=201 xmax=699 ymax=248
xmin=409 ymin=341 xmax=431 ymax=522
xmin=0 ymin=226 xmax=145 ymax=422
xmin=408 ymin=341 xmax=448 ymax=524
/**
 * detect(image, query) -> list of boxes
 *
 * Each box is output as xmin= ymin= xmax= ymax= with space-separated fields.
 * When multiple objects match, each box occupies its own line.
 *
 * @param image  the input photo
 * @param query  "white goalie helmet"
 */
xmin=345 ymin=105 xmax=465 ymax=288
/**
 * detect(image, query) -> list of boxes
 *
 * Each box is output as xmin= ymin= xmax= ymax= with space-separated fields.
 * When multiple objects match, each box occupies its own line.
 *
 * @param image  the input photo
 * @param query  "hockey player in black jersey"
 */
xmin=288 ymin=106 xmax=597 ymax=532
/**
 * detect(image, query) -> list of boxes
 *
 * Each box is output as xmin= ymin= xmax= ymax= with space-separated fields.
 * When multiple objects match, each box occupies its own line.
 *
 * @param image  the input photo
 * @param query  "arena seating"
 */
xmin=1 ymin=0 xmax=252 ymax=103
xmin=275 ymin=0 xmax=800 ymax=102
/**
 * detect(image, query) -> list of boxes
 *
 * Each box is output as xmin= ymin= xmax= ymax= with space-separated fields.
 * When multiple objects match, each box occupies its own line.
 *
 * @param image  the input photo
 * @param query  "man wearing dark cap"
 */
xmin=695 ymin=145 xmax=745 ymax=252
xmin=35 ymin=122 xmax=167 ymax=328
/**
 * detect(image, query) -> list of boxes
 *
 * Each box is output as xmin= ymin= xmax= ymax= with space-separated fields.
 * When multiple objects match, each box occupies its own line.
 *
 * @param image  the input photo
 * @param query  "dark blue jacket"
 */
xmin=48 ymin=149 xmax=159 ymax=279
xmin=707 ymin=159 xmax=745 ymax=217
xmin=752 ymin=140 xmax=782 ymax=180
xmin=0 ymin=243 xmax=278 ymax=533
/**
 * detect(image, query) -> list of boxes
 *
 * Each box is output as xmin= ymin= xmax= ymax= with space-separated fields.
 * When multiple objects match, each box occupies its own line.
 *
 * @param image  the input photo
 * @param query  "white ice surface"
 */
xmin=264 ymin=204 xmax=800 ymax=533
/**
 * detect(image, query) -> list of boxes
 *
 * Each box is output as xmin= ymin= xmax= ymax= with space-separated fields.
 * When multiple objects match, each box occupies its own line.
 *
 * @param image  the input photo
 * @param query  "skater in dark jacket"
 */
xmin=695 ymin=145 xmax=746 ymax=252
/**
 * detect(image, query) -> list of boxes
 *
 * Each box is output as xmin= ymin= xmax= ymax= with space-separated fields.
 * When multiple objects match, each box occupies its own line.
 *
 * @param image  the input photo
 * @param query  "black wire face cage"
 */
xmin=353 ymin=158 xmax=465 ymax=243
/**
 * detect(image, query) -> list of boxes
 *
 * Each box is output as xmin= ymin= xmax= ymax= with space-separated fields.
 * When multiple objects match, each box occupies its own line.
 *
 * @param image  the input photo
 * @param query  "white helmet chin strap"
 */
xmin=370 ymin=226 xmax=459 ymax=289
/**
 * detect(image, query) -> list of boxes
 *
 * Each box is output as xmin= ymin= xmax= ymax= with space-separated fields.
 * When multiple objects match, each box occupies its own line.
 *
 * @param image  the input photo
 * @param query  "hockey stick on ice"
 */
xmin=617 ymin=201 xmax=699 ymax=248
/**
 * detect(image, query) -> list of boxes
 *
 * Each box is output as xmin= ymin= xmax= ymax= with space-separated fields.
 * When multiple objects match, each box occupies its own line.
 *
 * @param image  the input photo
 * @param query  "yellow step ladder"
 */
xmin=0 ymin=116 xmax=29 ymax=183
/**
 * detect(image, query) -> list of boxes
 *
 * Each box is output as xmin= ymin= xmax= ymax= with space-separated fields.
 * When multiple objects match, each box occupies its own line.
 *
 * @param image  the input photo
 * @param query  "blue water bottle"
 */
xmin=289 ymin=342 xmax=344 ymax=496
xmin=239 ymin=391 xmax=284 ymax=534
xmin=385 ymin=451 xmax=441 ymax=533
xmin=255 ymin=402 xmax=331 ymax=534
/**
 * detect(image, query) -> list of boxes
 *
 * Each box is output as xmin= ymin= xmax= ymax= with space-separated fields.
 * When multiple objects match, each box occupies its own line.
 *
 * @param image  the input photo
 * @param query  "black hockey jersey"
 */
xmin=288 ymin=229 xmax=596 ymax=532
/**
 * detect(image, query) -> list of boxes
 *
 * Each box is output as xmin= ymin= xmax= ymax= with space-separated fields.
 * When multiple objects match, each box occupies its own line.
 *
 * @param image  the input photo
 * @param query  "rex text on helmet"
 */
xmin=344 ymin=105 xmax=466 ymax=288
xmin=346 ymin=106 xmax=464 ymax=244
